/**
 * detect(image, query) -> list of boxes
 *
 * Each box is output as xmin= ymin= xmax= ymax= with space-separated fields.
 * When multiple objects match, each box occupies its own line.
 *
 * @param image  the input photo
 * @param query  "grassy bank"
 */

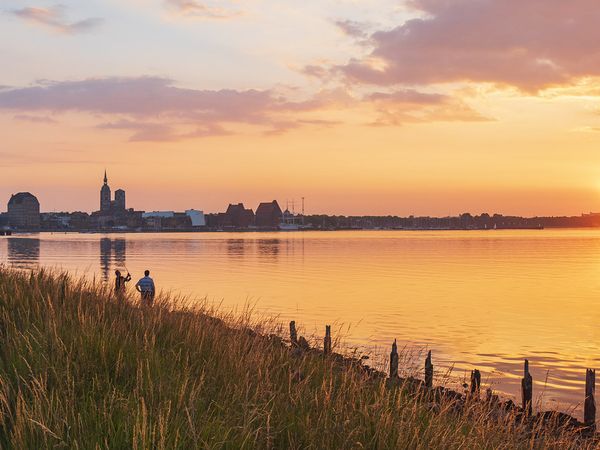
xmin=0 ymin=267 xmax=594 ymax=449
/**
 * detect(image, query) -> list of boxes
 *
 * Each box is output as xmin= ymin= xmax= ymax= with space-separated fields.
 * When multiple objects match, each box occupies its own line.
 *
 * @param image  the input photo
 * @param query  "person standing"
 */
xmin=114 ymin=270 xmax=131 ymax=297
xmin=135 ymin=270 xmax=156 ymax=305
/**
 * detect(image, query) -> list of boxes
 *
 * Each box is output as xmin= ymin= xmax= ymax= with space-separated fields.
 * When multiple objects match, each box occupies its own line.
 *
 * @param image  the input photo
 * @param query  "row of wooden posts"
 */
xmin=290 ymin=322 xmax=597 ymax=430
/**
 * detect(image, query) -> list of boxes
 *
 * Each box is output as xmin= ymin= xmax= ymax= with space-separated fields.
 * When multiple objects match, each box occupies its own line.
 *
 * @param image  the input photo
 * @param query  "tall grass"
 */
xmin=0 ymin=267 xmax=595 ymax=449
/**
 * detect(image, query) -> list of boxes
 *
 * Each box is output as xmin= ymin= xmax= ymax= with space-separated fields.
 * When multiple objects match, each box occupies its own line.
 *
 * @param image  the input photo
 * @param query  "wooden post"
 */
xmin=584 ymin=368 xmax=596 ymax=430
xmin=521 ymin=359 xmax=533 ymax=416
xmin=324 ymin=325 xmax=332 ymax=355
xmin=389 ymin=339 xmax=399 ymax=379
xmin=470 ymin=369 xmax=481 ymax=397
xmin=289 ymin=321 xmax=298 ymax=347
xmin=425 ymin=350 xmax=433 ymax=389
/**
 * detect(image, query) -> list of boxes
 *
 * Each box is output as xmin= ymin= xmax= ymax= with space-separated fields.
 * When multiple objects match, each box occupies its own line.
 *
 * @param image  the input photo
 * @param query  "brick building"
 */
xmin=255 ymin=200 xmax=282 ymax=228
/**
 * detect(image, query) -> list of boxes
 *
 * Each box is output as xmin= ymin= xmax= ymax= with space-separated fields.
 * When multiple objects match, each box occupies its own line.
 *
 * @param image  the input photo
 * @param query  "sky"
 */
xmin=2 ymin=0 xmax=600 ymax=216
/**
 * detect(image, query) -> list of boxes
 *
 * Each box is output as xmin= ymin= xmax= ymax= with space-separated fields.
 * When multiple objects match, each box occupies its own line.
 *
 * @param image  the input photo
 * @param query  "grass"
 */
xmin=0 ymin=266 xmax=595 ymax=449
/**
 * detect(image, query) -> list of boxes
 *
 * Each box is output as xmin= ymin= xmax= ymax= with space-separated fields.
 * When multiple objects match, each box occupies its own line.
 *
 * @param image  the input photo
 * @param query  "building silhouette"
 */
xmin=100 ymin=171 xmax=126 ymax=214
xmin=225 ymin=203 xmax=255 ymax=228
xmin=7 ymin=192 xmax=40 ymax=230
xmin=255 ymin=200 xmax=283 ymax=228
xmin=100 ymin=171 xmax=111 ymax=212
xmin=114 ymin=189 xmax=126 ymax=211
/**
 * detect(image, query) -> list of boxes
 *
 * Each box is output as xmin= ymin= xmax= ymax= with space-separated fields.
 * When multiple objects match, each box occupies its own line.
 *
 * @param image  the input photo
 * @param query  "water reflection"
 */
xmin=257 ymin=239 xmax=280 ymax=260
xmin=226 ymin=239 xmax=247 ymax=259
xmin=2 ymin=230 xmax=600 ymax=419
xmin=7 ymin=237 xmax=40 ymax=268
xmin=100 ymin=238 xmax=127 ymax=281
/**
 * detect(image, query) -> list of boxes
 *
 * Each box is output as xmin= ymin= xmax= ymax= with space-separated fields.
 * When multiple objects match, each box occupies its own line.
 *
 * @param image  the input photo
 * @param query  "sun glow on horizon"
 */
xmin=2 ymin=0 xmax=600 ymax=216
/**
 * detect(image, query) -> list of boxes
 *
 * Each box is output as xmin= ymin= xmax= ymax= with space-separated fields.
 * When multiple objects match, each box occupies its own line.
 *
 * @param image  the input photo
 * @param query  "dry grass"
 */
xmin=0 ymin=267 xmax=595 ymax=449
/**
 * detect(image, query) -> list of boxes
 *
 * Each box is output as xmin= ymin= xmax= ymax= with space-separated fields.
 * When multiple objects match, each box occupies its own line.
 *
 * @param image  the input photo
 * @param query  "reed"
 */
xmin=0 ymin=267 xmax=595 ymax=449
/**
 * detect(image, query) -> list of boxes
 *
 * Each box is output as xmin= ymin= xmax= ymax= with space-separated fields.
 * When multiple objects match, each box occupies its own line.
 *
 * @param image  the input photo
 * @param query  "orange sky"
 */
xmin=2 ymin=0 xmax=600 ymax=216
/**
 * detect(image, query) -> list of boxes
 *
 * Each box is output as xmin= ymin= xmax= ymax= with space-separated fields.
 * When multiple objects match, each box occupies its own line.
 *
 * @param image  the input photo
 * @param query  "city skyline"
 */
xmin=2 ymin=1 xmax=600 ymax=216
xmin=3 ymin=167 xmax=600 ymax=218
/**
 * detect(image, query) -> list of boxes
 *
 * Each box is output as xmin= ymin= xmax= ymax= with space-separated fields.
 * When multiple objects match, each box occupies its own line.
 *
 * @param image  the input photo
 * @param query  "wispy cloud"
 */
xmin=334 ymin=19 xmax=373 ymax=47
xmin=97 ymin=119 xmax=230 ymax=142
xmin=13 ymin=114 xmax=58 ymax=124
xmin=164 ymin=0 xmax=242 ymax=19
xmin=365 ymin=90 xmax=491 ymax=126
xmin=0 ymin=77 xmax=312 ymax=141
xmin=10 ymin=5 xmax=103 ymax=34
xmin=0 ymin=77 xmax=272 ymax=118
xmin=0 ymin=76 xmax=490 ymax=141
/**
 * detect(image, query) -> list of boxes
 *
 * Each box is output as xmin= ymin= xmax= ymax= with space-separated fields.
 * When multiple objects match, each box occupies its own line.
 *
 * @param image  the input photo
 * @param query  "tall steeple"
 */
xmin=100 ymin=170 xmax=111 ymax=212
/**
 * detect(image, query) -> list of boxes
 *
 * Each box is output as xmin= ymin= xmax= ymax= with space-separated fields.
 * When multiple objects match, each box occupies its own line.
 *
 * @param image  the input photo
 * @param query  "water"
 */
xmin=2 ymin=229 xmax=599 ymax=418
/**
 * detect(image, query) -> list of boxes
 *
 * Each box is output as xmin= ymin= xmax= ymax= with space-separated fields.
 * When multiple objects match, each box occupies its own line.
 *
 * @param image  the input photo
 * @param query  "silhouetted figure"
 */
xmin=114 ymin=269 xmax=131 ymax=296
xmin=135 ymin=270 xmax=155 ymax=306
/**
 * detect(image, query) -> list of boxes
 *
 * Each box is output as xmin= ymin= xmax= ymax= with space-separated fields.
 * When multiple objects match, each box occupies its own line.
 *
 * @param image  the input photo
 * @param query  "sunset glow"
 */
xmin=3 ymin=0 xmax=600 ymax=215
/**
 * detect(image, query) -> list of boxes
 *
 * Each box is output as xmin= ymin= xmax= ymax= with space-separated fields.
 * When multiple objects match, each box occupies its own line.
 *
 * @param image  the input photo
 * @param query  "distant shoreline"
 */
xmin=0 ymin=226 xmax=556 ymax=235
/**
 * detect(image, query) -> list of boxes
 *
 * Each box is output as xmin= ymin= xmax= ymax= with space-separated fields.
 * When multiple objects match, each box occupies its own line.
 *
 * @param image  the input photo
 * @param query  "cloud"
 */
xmin=97 ymin=119 xmax=230 ymax=142
xmin=301 ymin=64 xmax=333 ymax=81
xmin=13 ymin=114 xmax=58 ymax=124
xmin=335 ymin=20 xmax=370 ymax=40
xmin=0 ymin=77 xmax=318 ymax=141
xmin=0 ymin=76 xmax=490 ymax=141
xmin=164 ymin=0 xmax=241 ymax=19
xmin=336 ymin=0 xmax=600 ymax=91
xmin=365 ymin=89 xmax=491 ymax=125
xmin=571 ymin=126 xmax=600 ymax=133
xmin=0 ymin=77 xmax=273 ymax=119
xmin=10 ymin=5 xmax=103 ymax=34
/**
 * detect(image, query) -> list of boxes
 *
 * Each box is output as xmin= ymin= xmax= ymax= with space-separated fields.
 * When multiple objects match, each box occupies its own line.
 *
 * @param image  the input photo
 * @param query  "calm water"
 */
xmin=2 ymin=230 xmax=599 ymax=418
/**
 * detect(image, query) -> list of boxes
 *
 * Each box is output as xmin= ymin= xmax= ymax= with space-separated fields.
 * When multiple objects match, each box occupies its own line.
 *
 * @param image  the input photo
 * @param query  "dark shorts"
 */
xmin=141 ymin=291 xmax=155 ymax=305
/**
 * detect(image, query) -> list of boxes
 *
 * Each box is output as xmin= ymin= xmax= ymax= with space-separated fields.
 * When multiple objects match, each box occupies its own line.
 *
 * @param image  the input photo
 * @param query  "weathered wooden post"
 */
xmin=425 ymin=350 xmax=433 ymax=389
xmin=521 ymin=359 xmax=533 ymax=416
xmin=324 ymin=325 xmax=332 ymax=355
xmin=584 ymin=368 xmax=596 ymax=430
xmin=289 ymin=321 xmax=298 ymax=347
xmin=470 ymin=369 xmax=481 ymax=397
xmin=389 ymin=339 xmax=399 ymax=379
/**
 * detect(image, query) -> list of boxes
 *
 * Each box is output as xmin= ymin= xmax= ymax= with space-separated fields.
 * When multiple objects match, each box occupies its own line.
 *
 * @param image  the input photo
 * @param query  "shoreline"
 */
xmin=0 ymin=226 xmax=565 ymax=235
xmin=0 ymin=267 xmax=598 ymax=447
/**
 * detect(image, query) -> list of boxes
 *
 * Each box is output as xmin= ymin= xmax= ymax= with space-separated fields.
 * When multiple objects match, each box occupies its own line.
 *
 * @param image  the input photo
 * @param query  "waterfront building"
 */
xmin=114 ymin=189 xmax=126 ymax=211
xmin=225 ymin=203 xmax=254 ymax=228
xmin=206 ymin=203 xmax=254 ymax=229
xmin=100 ymin=171 xmax=111 ymax=212
xmin=141 ymin=211 xmax=194 ymax=230
xmin=185 ymin=210 xmax=206 ymax=227
xmin=255 ymin=200 xmax=282 ymax=228
xmin=142 ymin=211 xmax=175 ymax=219
xmin=90 ymin=171 xmax=142 ymax=230
xmin=7 ymin=192 xmax=40 ymax=230
xmin=40 ymin=212 xmax=91 ymax=231
xmin=99 ymin=171 xmax=126 ymax=214
xmin=205 ymin=212 xmax=230 ymax=229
